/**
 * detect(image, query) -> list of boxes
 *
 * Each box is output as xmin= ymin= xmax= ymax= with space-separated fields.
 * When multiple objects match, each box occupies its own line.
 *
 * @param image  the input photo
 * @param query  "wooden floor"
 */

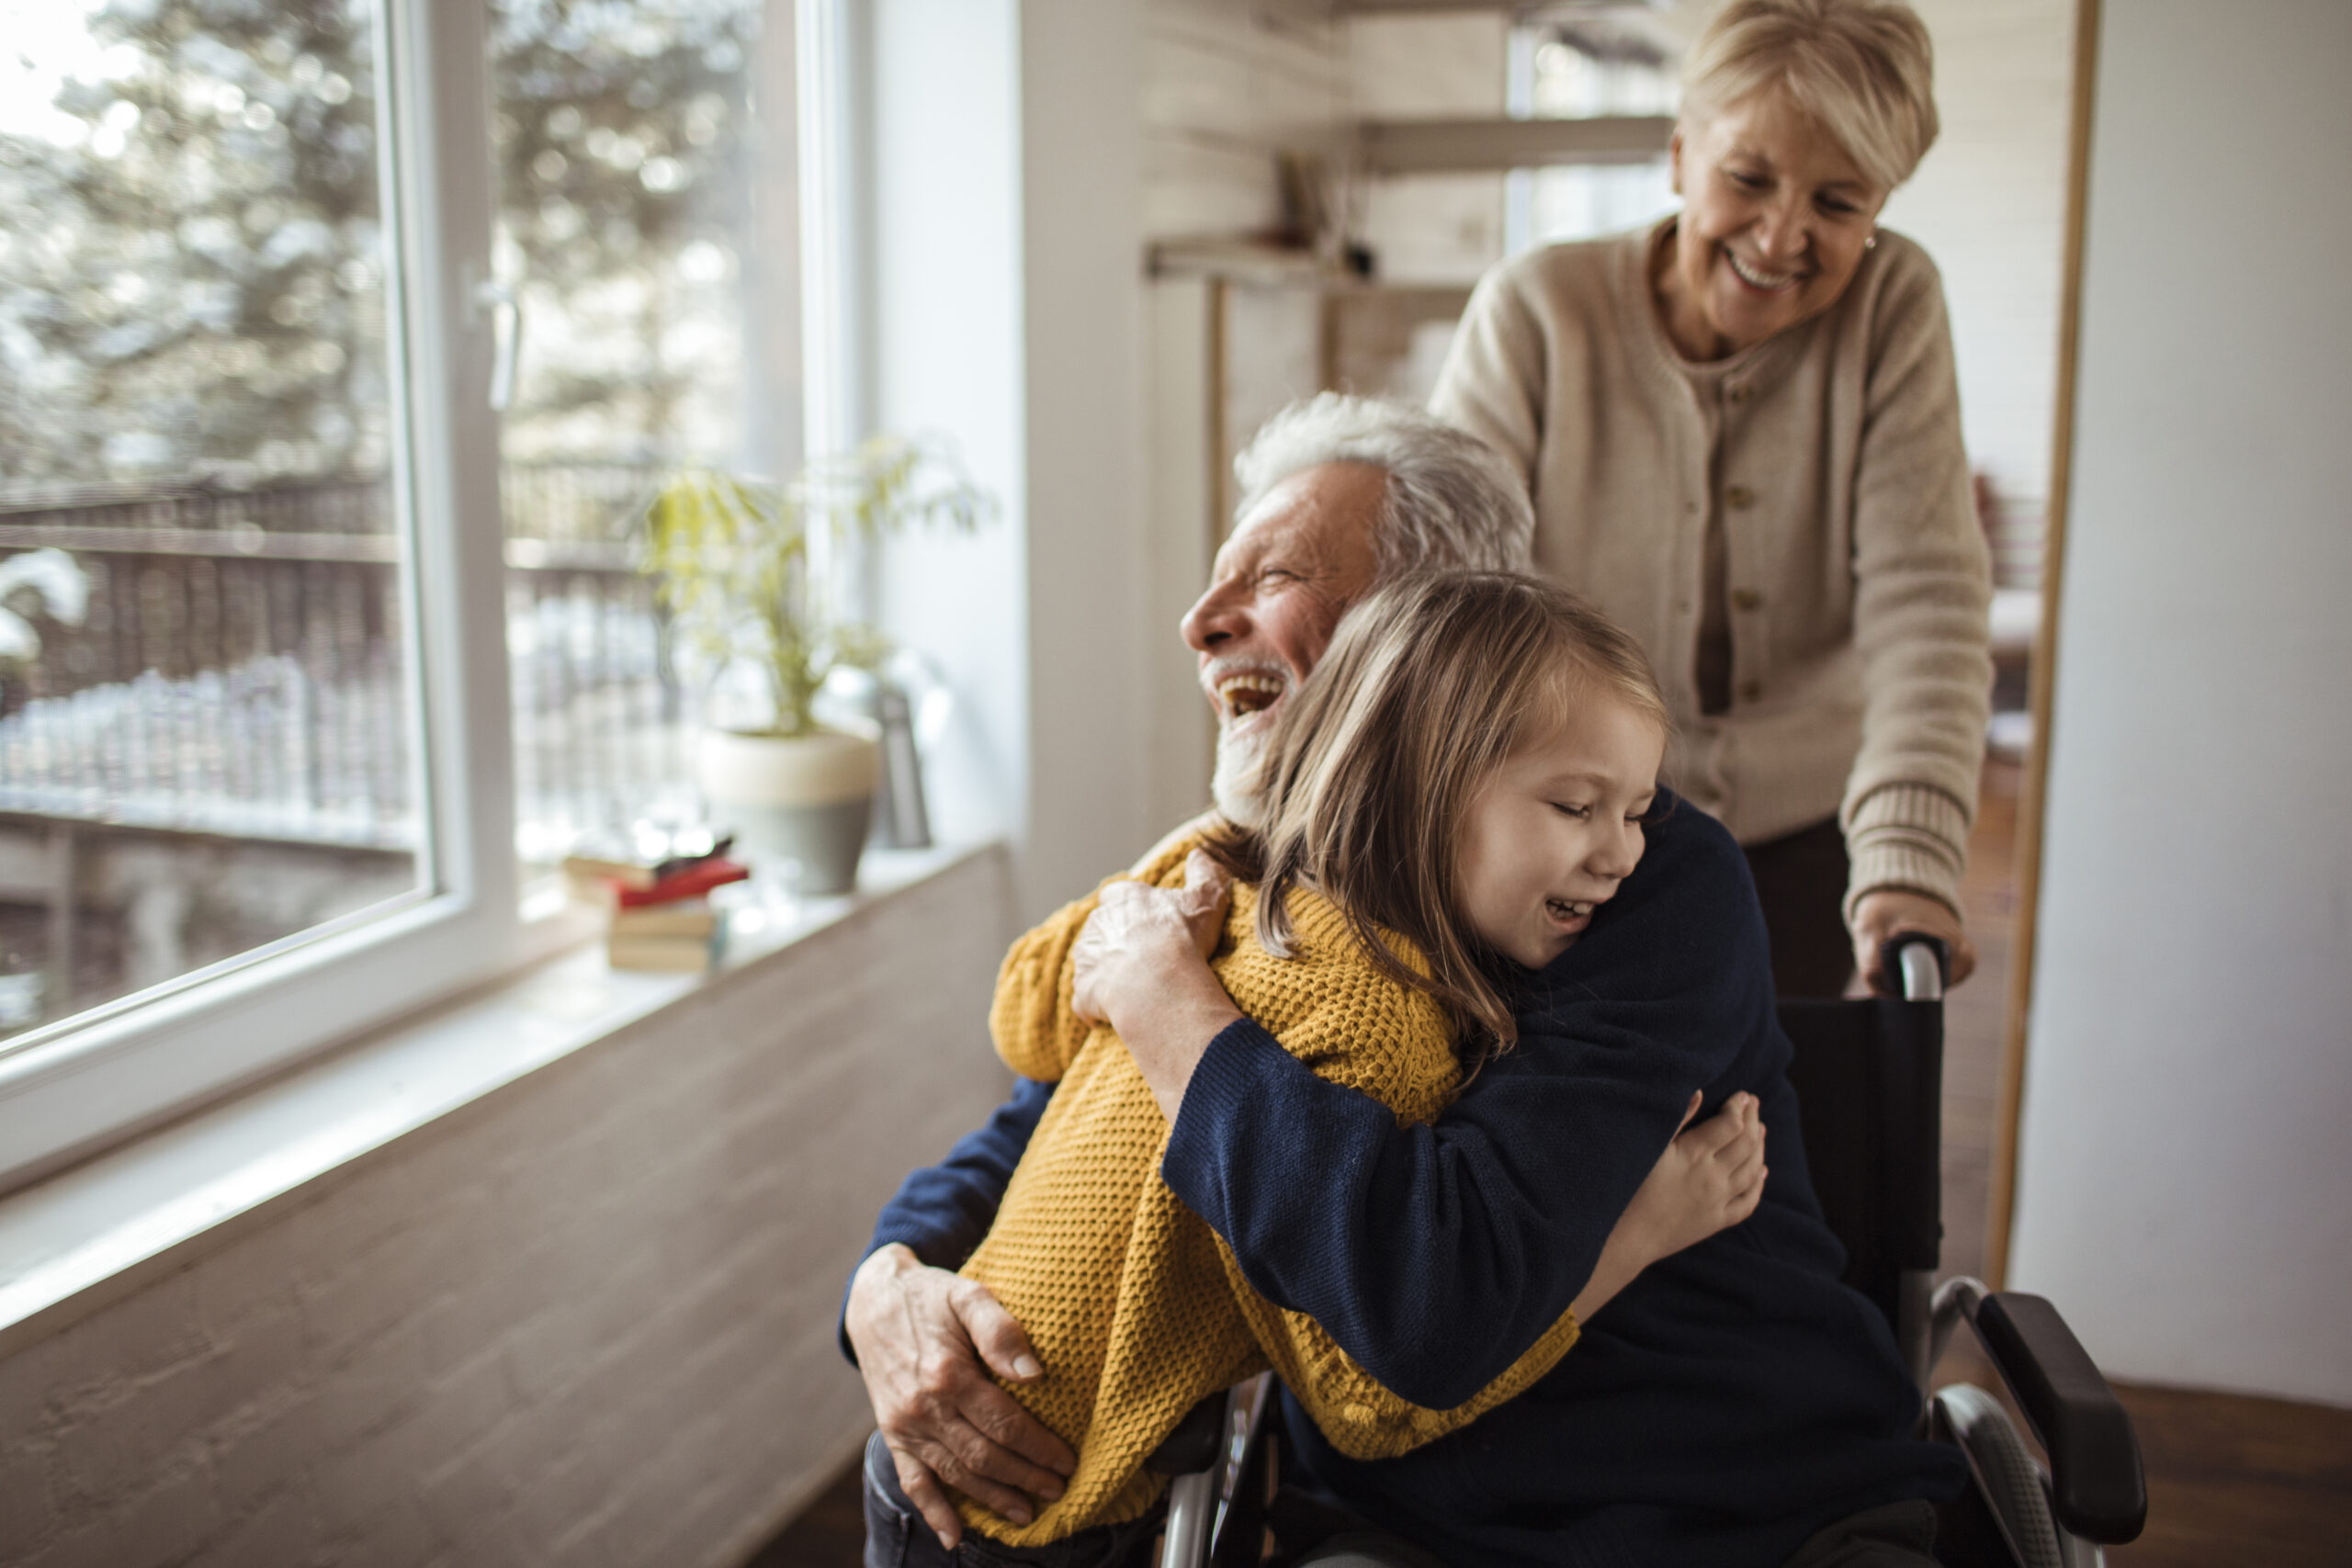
xmin=748 ymin=760 xmax=2352 ymax=1565
xmin=742 ymin=1462 xmax=863 ymax=1568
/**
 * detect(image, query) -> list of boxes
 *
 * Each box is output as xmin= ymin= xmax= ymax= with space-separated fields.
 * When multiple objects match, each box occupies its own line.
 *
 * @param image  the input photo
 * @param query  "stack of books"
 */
xmin=563 ymin=841 xmax=750 ymax=973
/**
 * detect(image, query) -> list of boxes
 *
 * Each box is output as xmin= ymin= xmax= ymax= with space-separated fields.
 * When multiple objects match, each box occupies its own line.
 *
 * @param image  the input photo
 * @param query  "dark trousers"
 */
xmin=862 ymin=1432 xmax=1158 ymax=1568
xmin=1743 ymin=816 xmax=1856 ymax=998
xmin=1780 ymin=1500 xmax=1941 ymax=1566
xmin=1276 ymin=1501 xmax=1937 ymax=1568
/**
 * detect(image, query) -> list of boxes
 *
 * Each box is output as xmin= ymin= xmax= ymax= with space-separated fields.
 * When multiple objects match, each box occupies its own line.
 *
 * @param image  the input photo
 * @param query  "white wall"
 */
xmin=2009 ymin=0 xmax=2352 ymax=1406
xmin=1142 ymin=0 xmax=1343 ymax=243
xmin=871 ymin=0 xmax=1158 ymax=918
xmin=0 ymin=853 xmax=1015 ymax=1567
xmin=1016 ymin=0 xmax=1158 ymax=912
xmin=870 ymin=0 xmax=1028 ymax=864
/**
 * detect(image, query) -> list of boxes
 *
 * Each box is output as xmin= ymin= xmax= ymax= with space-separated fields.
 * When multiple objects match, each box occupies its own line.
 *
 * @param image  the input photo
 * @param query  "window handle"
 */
xmin=461 ymin=263 xmax=523 ymax=412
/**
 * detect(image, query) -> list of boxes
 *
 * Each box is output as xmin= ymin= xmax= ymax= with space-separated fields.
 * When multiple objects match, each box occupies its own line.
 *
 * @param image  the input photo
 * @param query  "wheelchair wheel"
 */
xmin=1936 ymin=1383 xmax=2063 ymax=1568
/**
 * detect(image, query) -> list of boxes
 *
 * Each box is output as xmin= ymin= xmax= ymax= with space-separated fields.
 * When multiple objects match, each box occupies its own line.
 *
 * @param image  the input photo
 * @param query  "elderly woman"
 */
xmin=1432 ymin=0 xmax=1992 ymax=996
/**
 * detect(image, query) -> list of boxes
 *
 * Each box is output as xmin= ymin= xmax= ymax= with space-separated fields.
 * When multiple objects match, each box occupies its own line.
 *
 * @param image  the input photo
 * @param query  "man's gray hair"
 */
xmin=1233 ymin=392 xmax=1534 ymax=580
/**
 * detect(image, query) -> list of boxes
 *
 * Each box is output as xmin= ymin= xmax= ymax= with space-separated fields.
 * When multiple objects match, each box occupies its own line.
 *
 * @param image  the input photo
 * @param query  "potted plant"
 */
xmin=642 ymin=435 xmax=989 ymax=893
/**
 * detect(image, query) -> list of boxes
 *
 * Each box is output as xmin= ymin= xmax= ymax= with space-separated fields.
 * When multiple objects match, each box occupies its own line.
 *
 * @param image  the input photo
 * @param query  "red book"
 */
xmin=615 ymin=857 xmax=751 ymax=908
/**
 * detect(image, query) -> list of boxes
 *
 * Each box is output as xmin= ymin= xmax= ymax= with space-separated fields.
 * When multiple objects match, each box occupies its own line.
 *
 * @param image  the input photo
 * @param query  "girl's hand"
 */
xmin=1569 ymin=1092 xmax=1767 ymax=1325
xmin=1624 ymin=1091 xmax=1768 ymax=1258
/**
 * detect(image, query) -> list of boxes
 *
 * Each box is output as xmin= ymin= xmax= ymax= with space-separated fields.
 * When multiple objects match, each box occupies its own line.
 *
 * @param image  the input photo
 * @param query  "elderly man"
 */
xmin=844 ymin=394 xmax=1532 ymax=1527
xmin=844 ymin=395 xmax=1958 ymax=1568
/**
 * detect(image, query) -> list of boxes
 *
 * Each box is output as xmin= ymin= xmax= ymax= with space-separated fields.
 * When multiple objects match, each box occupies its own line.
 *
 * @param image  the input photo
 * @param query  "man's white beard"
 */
xmin=1211 ymin=719 xmax=1271 ymax=831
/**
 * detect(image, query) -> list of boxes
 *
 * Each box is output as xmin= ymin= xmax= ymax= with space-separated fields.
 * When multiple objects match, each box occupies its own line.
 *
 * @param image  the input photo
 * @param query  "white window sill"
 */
xmin=0 ymin=841 xmax=993 ymax=1362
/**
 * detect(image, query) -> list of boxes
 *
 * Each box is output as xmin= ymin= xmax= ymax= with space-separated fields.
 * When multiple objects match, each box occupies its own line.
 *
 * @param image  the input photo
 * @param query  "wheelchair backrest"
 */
xmin=1776 ymin=995 xmax=1944 ymax=1329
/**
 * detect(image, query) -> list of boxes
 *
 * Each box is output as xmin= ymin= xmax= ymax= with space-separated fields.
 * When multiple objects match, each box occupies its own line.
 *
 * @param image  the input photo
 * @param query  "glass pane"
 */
xmin=0 ymin=0 xmax=418 ymax=1040
xmin=1522 ymin=25 xmax=1679 ymax=247
xmin=489 ymin=0 xmax=797 ymax=873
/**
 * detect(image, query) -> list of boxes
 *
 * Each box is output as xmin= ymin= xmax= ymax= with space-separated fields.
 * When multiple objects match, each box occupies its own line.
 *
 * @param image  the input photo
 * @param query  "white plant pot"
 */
xmin=698 ymin=725 xmax=881 ymax=895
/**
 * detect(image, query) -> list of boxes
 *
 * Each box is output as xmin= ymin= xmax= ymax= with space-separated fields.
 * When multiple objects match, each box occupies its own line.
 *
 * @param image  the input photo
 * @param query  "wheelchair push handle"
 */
xmin=1881 ymin=932 xmax=1950 ymax=1002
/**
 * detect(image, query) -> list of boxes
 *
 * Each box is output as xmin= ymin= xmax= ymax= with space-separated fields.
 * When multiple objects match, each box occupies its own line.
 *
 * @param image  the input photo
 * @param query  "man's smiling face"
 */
xmin=1181 ymin=462 xmax=1386 ymax=822
xmin=1183 ymin=458 xmax=1385 ymax=743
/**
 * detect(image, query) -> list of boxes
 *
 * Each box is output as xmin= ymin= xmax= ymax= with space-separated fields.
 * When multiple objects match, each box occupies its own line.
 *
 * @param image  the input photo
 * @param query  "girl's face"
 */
xmin=1456 ymin=691 xmax=1666 ymax=971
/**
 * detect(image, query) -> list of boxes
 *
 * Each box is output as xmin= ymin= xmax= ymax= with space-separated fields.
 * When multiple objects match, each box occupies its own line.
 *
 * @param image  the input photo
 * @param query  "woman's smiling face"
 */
xmin=1659 ymin=87 xmax=1888 ymax=360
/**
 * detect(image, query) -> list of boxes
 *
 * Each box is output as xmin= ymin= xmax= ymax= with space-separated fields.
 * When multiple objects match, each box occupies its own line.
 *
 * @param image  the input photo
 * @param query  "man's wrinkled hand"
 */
xmin=844 ymin=1245 xmax=1076 ymax=1548
xmin=1071 ymin=849 xmax=1231 ymax=1029
xmin=1850 ymin=889 xmax=1977 ymax=995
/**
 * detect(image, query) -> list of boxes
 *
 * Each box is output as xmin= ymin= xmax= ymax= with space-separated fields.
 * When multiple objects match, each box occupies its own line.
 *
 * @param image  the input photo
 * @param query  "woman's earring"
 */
xmin=1864 ymin=231 xmax=1879 ymax=251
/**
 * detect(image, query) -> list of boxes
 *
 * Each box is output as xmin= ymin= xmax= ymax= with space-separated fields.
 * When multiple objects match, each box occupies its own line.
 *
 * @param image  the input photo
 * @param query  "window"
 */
xmin=0 ymin=0 xmax=813 ymax=1190
xmin=0 ymin=0 xmax=422 ymax=1035
xmin=1506 ymin=19 xmax=1680 ymax=255
xmin=489 ymin=0 xmax=800 ymax=871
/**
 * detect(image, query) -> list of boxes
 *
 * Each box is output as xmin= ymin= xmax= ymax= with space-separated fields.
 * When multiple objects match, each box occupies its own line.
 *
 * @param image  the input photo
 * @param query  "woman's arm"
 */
xmin=1428 ymin=256 xmax=1549 ymax=482
xmin=1839 ymin=241 xmax=1995 ymax=988
xmin=840 ymin=1077 xmax=1080 ymax=1541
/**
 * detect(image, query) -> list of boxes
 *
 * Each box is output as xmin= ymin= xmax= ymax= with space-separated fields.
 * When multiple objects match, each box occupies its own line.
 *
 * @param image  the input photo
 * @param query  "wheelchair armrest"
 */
xmin=1146 ymin=1393 xmax=1226 ymax=1476
xmin=1966 ymin=1290 xmax=2148 ymax=1544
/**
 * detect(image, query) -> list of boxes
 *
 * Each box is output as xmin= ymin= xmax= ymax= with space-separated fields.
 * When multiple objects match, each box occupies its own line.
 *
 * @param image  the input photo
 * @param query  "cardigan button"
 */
xmin=1725 ymin=484 xmax=1757 ymax=509
xmin=1739 ymin=679 xmax=1763 ymax=703
xmin=1732 ymin=589 xmax=1763 ymax=611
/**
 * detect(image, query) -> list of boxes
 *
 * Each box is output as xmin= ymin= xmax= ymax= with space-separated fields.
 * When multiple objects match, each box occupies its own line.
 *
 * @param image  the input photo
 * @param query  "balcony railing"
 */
xmin=0 ymin=465 xmax=697 ymax=856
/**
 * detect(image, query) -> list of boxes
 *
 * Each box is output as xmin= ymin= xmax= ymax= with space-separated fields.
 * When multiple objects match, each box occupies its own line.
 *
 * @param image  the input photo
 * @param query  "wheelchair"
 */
xmin=1147 ymin=936 xmax=2149 ymax=1568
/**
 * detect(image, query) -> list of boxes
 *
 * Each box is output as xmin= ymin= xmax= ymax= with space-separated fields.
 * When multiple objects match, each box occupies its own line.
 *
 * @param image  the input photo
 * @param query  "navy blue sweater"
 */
xmin=854 ymin=798 xmax=1962 ymax=1565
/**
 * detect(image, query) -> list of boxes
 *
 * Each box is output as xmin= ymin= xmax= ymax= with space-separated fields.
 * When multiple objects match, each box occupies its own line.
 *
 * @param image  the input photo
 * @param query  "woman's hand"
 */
xmin=1849 ymin=889 xmax=1977 ymax=994
xmin=1071 ymin=851 xmax=1243 ymax=1122
xmin=843 ymin=1244 xmax=1077 ymax=1546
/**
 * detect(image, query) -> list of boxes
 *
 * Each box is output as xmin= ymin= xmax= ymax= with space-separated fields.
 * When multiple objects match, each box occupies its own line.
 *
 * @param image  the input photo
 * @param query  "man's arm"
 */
xmin=845 ymin=1074 xmax=1053 ymax=1328
xmin=839 ymin=831 xmax=1216 ymax=1546
xmin=841 ymin=1077 xmax=1078 ymax=1543
xmin=1092 ymin=803 xmax=1778 ymax=1409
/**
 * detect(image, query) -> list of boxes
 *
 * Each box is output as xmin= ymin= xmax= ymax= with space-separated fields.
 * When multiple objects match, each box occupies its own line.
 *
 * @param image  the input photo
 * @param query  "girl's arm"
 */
xmin=1566 ymin=1089 xmax=1767 ymax=1322
xmin=1230 ymin=1090 xmax=1769 ymax=1461
xmin=989 ymin=893 xmax=1106 ymax=1083
xmin=989 ymin=829 xmax=1212 ymax=1081
xmin=1159 ymin=804 xmax=1778 ymax=1409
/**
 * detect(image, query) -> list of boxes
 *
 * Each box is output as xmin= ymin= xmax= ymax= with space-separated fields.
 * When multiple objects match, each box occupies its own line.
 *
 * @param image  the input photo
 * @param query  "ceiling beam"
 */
xmin=1359 ymin=115 xmax=1673 ymax=175
xmin=1303 ymin=0 xmax=1670 ymax=15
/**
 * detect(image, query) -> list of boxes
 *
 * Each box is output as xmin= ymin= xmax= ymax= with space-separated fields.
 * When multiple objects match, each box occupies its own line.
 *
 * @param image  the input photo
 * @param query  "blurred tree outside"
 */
xmin=0 ymin=0 xmax=388 ymax=491
xmin=0 ymin=0 xmax=775 ymax=498
xmin=492 ymin=0 xmax=775 ymax=473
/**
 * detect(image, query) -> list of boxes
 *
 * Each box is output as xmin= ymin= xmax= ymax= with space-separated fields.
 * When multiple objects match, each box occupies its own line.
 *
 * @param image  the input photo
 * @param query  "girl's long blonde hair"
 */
xmin=1210 ymin=571 xmax=1669 ymax=1055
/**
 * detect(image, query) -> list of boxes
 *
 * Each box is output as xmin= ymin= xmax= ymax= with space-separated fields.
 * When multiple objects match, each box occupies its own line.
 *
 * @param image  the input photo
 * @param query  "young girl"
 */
xmin=908 ymin=572 xmax=1767 ymax=1551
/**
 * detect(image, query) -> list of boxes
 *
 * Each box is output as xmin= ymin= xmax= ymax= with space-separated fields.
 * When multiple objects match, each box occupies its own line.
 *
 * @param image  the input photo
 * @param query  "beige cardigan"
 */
xmin=1431 ymin=221 xmax=1991 ymax=919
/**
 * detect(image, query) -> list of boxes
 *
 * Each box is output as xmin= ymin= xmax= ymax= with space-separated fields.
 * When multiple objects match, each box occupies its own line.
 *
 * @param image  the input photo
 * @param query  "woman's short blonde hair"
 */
xmin=1680 ymin=0 xmax=1939 ymax=193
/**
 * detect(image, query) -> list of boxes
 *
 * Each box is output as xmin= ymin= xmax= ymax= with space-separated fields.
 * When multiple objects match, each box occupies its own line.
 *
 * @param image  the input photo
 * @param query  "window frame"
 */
xmin=0 ymin=1 xmax=522 ymax=1192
